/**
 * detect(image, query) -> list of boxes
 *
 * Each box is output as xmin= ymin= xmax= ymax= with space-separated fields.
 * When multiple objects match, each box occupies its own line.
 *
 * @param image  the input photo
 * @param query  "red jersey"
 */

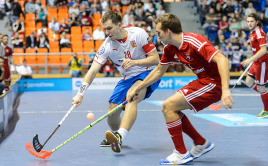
xmin=160 ymin=32 xmax=220 ymax=80
xmin=1 ymin=45 xmax=13 ymax=67
xmin=249 ymin=26 xmax=268 ymax=62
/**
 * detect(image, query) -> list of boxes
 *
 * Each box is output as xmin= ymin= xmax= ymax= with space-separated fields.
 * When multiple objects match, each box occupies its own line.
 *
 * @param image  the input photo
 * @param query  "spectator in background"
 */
xmin=202 ymin=7 xmax=220 ymax=35
xmin=79 ymin=0 xmax=90 ymax=7
xmin=25 ymin=0 xmax=36 ymax=13
xmin=233 ymin=0 xmax=242 ymax=13
xmin=223 ymin=0 xmax=234 ymax=17
xmin=37 ymin=24 xmax=48 ymax=35
xmin=41 ymin=15 xmax=48 ymax=27
xmin=80 ymin=11 xmax=92 ymax=26
xmin=155 ymin=37 xmax=164 ymax=52
xmin=34 ymin=0 xmax=45 ymax=14
xmin=87 ymin=48 xmax=95 ymax=70
xmin=26 ymin=31 xmax=38 ymax=49
xmin=49 ymin=17 xmax=60 ymax=33
xmin=93 ymin=25 xmax=105 ymax=40
xmin=4 ymin=0 xmax=12 ymax=30
xmin=35 ymin=7 xmax=45 ymax=24
xmin=231 ymin=50 xmax=241 ymax=72
xmin=219 ymin=15 xmax=229 ymax=33
xmin=100 ymin=0 xmax=109 ymax=11
xmin=59 ymin=18 xmax=70 ymax=34
xmin=229 ymin=18 xmax=241 ymax=33
xmin=213 ymin=29 xmax=223 ymax=46
xmin=218 ymin=34 xmax=227 ymax=50
xmin=68 ymin=2 xmax=80 ymax=16
xmin=79 ymin=3 xmax=90 ymax=15
xmin=37 ymin=32 xmax=50 ymax=49
xmin=16 ymin=59 xmax=32 ymax=79
xmin=47 ymin=0 xmax=56 ymax=6
xmin=0 ymin=57 xmax=6 ymax=95
xmin=81 ymin=27 xmax=92 ymax=41
xmin=244 ymin=2 xmax=256 ymax=16
xmin=240 ymin=15 xmax=249 ymax=32
xmin=12 ymin=0 xmax=23 ymax=22
xmin=90 ymin=0 xmax=102 ymax=15
xmin=214 ymin=2 xmax=223 ymax=17
xmin=69 ymin=12 xmax=80 ymax=27
xmin=11 ymin=32 xmax=23 ymax=48
xmin=199 ymin=1 xmax=209 ymax=26
xmin=103 ymin=58 xmax=114 ymax=77
xmin=68 ymin=53 xmax=82 ymax=77
xmin=13 ymin=18 xmax=25 ymax=35
xmin=56 ymin=0 xmax=68 ymax=7
xmin=127 ymin=15 xmax=137 ymax=27
xmin=122 ymin=9 xmax=131 ymax=27
xmin=59 ymin=32 xmax=71 ymax=49
xmin=0 ymin=34 xmax=14 ymax=90
xmin=135 ymin=8 xmax=147 ymax=26
xmin=156 ymin=4 xmax=165 ymax=17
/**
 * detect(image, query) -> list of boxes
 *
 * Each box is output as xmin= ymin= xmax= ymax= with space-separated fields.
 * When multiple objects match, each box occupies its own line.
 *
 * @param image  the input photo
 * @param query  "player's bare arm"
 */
xmin=72 ymin=61 xmax=102 ymax=106
xmin=127 ymin=64 xmax=168 ymax=102
xmin=212 ymin=52 xmax=235 ymax=109
xmin=121 ymin=49 xmax=159 ymax=70
xmin=242 ymin=46 xmax=267 ymax=67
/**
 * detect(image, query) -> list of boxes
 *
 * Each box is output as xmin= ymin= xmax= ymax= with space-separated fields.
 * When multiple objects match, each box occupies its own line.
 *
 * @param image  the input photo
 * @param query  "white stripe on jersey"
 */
xmin=185 ymin=83 xmax=216 ymax=101
xmin=184 ymin=36 xmax=206 ymax=51
xmin=255 ymin=28 xmax=264 ymax=39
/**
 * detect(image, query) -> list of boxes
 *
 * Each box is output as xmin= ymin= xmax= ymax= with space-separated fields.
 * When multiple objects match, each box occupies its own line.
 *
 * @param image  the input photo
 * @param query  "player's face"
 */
xmin=247 ymin=17 xmax=257 ymax=31
xmin=2 ymin=36 xmax=8 ymax=45
xmin=156 ymin=23 xmax=168 ymax=45
xmin=102 ymin=19 xmax=120 ymax=41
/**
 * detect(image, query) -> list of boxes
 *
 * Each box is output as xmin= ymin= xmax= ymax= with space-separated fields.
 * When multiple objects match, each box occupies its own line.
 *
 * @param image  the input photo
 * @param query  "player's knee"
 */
xmin=257 ymin=85 xmax=266 ymax=93
xmin=162 ymin=100 xmax=174 ymax=115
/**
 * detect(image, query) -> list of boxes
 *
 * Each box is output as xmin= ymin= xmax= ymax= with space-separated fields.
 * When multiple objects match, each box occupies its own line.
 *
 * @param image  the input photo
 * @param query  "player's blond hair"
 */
xmin=155 ymin=13 xmax=182 ymax=34
xmin=101 ymin=10 xmax=122 ymax=25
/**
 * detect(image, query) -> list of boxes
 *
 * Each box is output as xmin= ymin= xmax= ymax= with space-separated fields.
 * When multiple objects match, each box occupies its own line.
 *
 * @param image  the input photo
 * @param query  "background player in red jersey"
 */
xmin=127 ymin=13 xmax=234 ymax=165
xmin=241 ymin=13 xmax=268 ymax=118
xmin=0 ymin=35 xmax=15 ymax=90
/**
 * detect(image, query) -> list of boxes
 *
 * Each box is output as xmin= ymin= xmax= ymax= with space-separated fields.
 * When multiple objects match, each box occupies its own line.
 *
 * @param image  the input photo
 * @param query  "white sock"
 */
xmin=118 ymin=128 xmax=128 ymax=140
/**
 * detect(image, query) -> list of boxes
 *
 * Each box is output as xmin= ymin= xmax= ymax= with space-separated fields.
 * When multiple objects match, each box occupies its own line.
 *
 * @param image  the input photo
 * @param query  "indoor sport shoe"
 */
xmin=159 ymin=150 xmax=193 ymax=165
xmin=105 ymin=130 xmax=122 ymax=153
xmin=190 ymin=139 xmax=214 ymax=159
xmin=256 ymin=110 xmax=268 ymax=119
xmin=100 ymin=139 xmax=111 ymax=147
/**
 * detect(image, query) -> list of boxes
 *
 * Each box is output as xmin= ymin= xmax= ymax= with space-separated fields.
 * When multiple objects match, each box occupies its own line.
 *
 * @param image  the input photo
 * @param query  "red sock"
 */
xmin=251 ymin=83 xmax=268 ymax=111
xmin=166 ymin=119 xmax=187 ymax=154
xmin=261 ymin=91 xmax=268 ymax=111
xmin=180 ymin=112 xmax=205 ymax=145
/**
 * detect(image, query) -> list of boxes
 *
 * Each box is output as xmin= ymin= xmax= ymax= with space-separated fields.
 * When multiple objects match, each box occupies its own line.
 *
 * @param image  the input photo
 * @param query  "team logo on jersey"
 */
xmin=97 ymin=46 xmax=105 ymax=55
xmin=130 ymin=40 xmax=137 ymax=48
xmin=185 ymin=54 xmax=193 ymax=61
xmin=147 ymin=37 xmax=151 ymax=42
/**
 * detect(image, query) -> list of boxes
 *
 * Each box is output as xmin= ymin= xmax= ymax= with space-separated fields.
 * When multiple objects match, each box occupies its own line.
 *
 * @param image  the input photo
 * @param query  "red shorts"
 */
xmin=178 ymin=78 xmax=222 ymax=112
xmin=248 ymin=60 xmax=268 ymax=86
xmin=4 ymin=66 xmax=11 ymax=82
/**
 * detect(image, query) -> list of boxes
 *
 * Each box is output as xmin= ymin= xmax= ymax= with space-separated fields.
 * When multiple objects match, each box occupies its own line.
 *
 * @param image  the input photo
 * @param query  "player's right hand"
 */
xmin=72 ymin=95 xmax=83 ymax=107
xmin=127 ymin=89 xmax=139 ymax=102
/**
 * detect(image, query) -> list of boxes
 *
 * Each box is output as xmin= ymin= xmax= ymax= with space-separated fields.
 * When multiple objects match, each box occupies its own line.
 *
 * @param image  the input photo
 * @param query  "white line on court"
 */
xmin=19 ymin=107 xmax=263 ymax=114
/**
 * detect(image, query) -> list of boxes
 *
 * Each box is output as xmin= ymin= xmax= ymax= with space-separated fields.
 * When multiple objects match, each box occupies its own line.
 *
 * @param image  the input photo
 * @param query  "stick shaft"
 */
xmin=51 ymin=101 xmax=128 ymax=153
xmin=230 ymin=62 xmax=252 ymax=92
xmin=42 ymin=104 xmax=76 ymax=147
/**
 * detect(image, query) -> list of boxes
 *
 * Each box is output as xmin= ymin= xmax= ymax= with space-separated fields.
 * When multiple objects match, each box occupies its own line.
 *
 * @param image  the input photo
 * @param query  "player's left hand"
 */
xmin=121 ymin=59 xmax=136 ymax=70
xmin=241 ymin=58 xmax=252 ymax=67
xmin=221 ymin=89 xmax=235 ymax=109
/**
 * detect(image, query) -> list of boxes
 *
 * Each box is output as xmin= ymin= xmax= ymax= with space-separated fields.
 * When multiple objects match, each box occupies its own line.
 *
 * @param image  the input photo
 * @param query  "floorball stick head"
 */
xmin=33 ymin=134 xmax=43 ymax=152
xmin=26 ymin=142 xmax=52 ymax=159
xmin=208 ymin=103 xmax=223 ymax=110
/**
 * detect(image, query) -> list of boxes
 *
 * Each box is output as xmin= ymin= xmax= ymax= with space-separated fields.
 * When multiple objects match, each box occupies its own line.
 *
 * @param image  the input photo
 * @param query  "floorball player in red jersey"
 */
xmin=242 ymin=13 xmax=268 ymax=118
xmin=127 ymin=13 xmax=234 ymax=165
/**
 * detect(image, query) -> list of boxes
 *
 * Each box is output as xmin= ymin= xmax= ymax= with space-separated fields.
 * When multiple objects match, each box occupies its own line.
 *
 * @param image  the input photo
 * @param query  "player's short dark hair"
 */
xmin=155 ymin=13 xmax=182 ymax=34
xmin=101 ymin=10 xmax=122 ymax=25
xmin=247 ymin=13 xmax=263 ymax=28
